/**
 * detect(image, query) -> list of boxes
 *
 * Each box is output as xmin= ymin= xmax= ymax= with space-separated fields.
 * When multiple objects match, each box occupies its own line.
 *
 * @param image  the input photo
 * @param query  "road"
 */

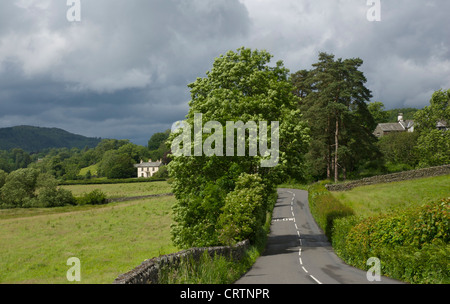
xmin=235 ymin=188 xmax=403 ymax=284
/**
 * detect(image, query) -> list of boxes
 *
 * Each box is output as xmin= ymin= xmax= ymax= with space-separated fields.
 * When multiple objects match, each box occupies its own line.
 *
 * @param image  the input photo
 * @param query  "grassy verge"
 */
xmin=159 ymin=246 xmax=261 ymax=284
xmin=0 ymin=196 xmax=177 ymax=284
xmin=331 ymin=174 xmax=450 ymax=217
xmin=308 ymin=175 xmax=449 ymax=284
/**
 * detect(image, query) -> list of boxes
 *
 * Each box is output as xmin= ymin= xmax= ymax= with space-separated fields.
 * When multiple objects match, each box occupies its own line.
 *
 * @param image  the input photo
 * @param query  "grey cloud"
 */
xmin=1 ymin=0 xmax=449 ymax=146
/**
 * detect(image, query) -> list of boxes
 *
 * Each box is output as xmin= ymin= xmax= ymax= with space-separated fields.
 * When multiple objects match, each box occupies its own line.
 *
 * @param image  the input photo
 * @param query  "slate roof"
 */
xmin=377 ymin=123 xmax=406 ymax=132
xmin=377 ymin=120 xmax=414 ymax=132
xmin=134 ymin=161 xmax=163 ymax=168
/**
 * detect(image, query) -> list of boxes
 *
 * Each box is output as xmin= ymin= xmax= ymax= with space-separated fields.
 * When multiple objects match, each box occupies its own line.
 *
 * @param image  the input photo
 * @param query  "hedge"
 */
xmin=307 ymin=181 xmax=354 ymax=239
xmin=308 ymin=182 xmax=449 ymax=284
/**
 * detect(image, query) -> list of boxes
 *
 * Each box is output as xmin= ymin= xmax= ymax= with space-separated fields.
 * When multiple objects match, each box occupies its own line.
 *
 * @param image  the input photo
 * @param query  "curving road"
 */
xmin=235 ymin=188 xmax=403 ymax=284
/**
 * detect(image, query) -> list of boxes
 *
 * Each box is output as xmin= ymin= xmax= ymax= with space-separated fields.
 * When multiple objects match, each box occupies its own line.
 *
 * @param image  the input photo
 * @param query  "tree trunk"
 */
xmin=326 ymin=116 xmax=331 ymax=179
xmin=334 ymin=116 xmax=339 ymax=183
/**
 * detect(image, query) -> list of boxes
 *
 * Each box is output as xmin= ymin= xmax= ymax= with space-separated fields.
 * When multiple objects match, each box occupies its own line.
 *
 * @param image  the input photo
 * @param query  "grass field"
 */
xmin=331 ymin=174 xmax=450 ymax=217
xmin=0 ymin=182 xmax=177 ymax=284
xmin=61 ymin=180 xmax=172 ymax=198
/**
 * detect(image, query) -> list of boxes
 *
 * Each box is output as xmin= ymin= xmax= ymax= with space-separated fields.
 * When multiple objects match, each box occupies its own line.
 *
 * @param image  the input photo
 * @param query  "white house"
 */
xmin=135 ymin=159 xmax=163 ymax=178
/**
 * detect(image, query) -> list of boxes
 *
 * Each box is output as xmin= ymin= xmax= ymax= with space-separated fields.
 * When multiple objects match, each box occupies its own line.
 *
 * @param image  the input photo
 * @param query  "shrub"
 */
xmin=76 ymin=189 xmax=107 ymax=206
xmin=333 ymin=198 xmax=450 ymax=283
xmin=308 ymin=181 xmax=354 ymax=240
xmin=0 ymin=168 xmax=39 ymax=208
xmin=218 ymin=173 xmax=267 ymax=245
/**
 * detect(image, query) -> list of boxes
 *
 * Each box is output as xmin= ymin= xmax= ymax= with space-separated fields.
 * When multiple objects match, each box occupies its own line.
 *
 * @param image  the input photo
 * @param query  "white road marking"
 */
xmin=288 ymin=190 xmax=323 ymax=285
xmin=310 ymin=275 xmax=322 ymax=284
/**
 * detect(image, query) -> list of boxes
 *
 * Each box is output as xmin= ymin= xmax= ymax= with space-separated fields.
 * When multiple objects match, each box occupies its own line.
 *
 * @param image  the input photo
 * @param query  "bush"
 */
xmin=333 ymin=198 xmax=450 ymax=284
xmin=307 ymin=181 xmax=354 ymax=239
xmin=218 ymin=173 xmax=267 ymax=245
xmin=76 ymin=189 xmax=107 ymax=206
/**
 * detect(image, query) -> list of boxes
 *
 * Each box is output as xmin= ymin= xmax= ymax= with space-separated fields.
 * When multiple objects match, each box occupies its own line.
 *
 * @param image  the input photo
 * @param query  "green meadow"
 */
xmin=0 ymin=182 xmax=177 ymax=284
xmin=61 ymin=180 xmax=172 ymax=198
xmin=331 ymin=174 xmax=450 ymax=217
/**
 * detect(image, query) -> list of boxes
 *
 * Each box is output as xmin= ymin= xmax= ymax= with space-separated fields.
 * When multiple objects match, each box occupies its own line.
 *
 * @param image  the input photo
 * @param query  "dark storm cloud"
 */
xmin=0 ymin=0 xmax=250 ymax=144
xmin=0 ymin=0 xmax=449 ymax=145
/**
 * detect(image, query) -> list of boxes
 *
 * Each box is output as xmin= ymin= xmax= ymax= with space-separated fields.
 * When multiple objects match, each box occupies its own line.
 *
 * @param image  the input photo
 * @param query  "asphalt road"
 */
xmin=235 ymin=188 xmax=404 ymax=284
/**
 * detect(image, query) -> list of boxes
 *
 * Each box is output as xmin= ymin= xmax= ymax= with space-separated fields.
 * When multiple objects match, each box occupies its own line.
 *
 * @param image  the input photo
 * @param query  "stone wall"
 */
xmin=326 ymin=164 xmax=450 ymax=192
xmin=113 ymin=240 xmax=250 ymax=284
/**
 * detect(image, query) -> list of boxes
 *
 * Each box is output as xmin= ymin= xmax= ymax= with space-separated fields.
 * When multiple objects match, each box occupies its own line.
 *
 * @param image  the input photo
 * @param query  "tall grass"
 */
xmin=159 ymin=247 xmax=261 ymax=284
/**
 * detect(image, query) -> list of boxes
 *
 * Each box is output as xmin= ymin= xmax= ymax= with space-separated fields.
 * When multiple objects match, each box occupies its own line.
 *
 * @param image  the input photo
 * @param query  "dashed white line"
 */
xmin=289 ymin=190 xmax=322 ymax=285
xmin=310 ymin=275 xmax=322 ymax=284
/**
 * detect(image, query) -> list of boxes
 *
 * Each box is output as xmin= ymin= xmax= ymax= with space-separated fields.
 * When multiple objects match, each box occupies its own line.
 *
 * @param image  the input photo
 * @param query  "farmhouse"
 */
xmin=373 ymin=113 xmax=414 ymax=138
xmin=135 ymin=159 xmax=162 ymax=178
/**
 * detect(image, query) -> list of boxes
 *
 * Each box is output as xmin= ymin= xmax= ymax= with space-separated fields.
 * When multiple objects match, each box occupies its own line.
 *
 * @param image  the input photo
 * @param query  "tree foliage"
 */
xmin=168 ymin=47 xmax=310 ymax=248
xmin=414 ymin=89 xmax=450 ymax=167
xmin=292 ymin=52 xmax=379 ymax=182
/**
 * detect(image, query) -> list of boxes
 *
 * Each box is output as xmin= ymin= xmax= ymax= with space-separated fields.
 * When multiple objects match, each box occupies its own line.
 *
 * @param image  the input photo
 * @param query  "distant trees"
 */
xmin=148 ymin=129 xmax=171 ymax=163
xmin=414 ymin=89 xmax=450 ymax=167
xmin=368 ymin=101 xmax=390 ymax=124
xmin=0 ymin=168 xmax=75 ymax=208
xmin=292 ymin=52 xmax=379 ymax=182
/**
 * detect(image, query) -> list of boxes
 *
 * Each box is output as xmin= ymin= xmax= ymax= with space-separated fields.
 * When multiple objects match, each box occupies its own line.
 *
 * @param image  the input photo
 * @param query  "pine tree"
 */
xmin=293 ymin=52 xmax=378 ymax=182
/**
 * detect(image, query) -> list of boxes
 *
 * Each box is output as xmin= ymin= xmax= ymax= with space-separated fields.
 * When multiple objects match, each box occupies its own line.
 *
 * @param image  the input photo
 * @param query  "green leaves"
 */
xmin=168 ymin=47 xmax=310 ymax=248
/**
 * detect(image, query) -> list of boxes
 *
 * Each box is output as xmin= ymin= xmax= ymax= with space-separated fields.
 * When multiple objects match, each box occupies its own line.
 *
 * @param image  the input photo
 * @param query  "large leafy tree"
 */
xmin=292 ymin=52 xmax=379 ymax=182
xmin=167 ymin=47 xmax=309 ymax=248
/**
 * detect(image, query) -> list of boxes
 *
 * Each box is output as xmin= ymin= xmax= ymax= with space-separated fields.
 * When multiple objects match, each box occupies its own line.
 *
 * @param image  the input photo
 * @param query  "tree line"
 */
xmin=0 ymin=131 xmax=172 ymax=181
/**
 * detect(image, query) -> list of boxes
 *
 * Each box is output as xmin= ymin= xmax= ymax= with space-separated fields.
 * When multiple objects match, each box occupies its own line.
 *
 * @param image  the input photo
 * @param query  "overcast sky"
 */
xmin=0 ymin=0 xmax=449 ymax=145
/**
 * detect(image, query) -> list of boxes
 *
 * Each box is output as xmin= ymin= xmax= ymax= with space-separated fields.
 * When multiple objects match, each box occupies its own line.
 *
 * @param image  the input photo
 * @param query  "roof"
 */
xmin=436 ymin=120 xmax=448 ymax=128
xmin=134 ymin=161 xmax=162 ymax=168
xmin=377 ymin=123 xmax=406 ymax=132
xmin=377 ymin=120 xmax=414 ymax=132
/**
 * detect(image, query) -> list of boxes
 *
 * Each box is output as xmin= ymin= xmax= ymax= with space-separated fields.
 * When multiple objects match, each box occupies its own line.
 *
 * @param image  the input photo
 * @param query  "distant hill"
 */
xmin=0 ymin=126 xmax=102 ymax=152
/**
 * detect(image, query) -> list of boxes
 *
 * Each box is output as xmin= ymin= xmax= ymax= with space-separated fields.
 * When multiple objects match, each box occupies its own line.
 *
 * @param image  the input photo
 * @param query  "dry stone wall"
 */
xmin=326 ymin=164 xmax=450 ymax=192
xmin=113 ymin=240 xmax=250 ymax=284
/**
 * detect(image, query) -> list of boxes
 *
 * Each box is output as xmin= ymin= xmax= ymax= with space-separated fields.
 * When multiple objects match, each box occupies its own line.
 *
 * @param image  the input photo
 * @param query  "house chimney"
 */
xmin=140 ymin=159 xmax=143 ymax=164
xmin=149 ymin=159 xmax=152 ymax=163
xmin=398 ymin=113 xmax=404 ymax=122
